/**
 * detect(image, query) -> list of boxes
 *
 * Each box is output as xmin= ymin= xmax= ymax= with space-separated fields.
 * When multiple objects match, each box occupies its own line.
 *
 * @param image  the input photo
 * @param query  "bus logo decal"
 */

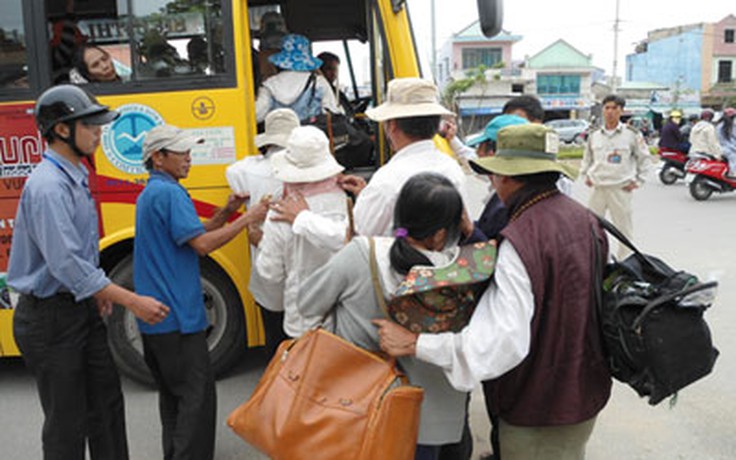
xmin=101 ymin=104 xmax=164 ymax=175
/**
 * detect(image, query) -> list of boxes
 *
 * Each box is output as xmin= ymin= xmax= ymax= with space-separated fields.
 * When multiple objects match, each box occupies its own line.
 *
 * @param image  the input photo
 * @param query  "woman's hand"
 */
xmin=372 ymin=319 xmax=418 ymax=357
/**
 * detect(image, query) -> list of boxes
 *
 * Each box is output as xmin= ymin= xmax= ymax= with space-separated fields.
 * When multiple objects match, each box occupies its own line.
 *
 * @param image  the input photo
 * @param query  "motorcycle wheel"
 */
xmin=658 ymin=166 xmax=679 ymax=185
xmin=689 ymin=177 xmax=714 ymax=201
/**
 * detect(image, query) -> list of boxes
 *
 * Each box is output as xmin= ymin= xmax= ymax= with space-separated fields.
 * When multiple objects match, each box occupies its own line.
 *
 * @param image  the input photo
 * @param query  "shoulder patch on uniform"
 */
xmin=625 ymin=125 xmax=641 ymax=135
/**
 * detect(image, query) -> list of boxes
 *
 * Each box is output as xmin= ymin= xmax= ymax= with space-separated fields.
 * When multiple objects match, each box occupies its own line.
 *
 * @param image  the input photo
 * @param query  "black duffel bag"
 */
xmin=305 ymin=111 xmax=374 ymax=169
xmin=593 ymin=216 xmax=719 ymax=406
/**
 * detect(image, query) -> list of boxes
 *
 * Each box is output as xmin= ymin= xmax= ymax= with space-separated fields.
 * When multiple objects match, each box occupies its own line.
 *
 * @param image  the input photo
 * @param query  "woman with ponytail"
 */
xmin=298 ymin=172 xmax=468 ymax=460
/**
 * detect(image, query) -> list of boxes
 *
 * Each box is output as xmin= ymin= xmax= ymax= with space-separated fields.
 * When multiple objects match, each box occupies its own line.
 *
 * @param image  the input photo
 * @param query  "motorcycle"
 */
xmin=684 ymin=153 xmax=736 ymax=201
xmin=657 ymin=147 xmax=689 ymax=185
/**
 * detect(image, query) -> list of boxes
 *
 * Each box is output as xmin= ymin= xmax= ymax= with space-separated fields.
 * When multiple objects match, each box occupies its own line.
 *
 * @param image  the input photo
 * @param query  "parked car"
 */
xmin=544 ymin=119 xmax=589 ymax=144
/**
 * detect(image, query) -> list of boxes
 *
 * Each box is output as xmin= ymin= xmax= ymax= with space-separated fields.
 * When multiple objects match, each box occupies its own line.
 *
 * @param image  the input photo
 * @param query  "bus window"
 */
xmin=0 ymin=1 xmax=29 ymax=89
xmin=129 ymin=0 xmax=227 ymax=79
xmin=47 ymin=0 xmax=231 ymax=86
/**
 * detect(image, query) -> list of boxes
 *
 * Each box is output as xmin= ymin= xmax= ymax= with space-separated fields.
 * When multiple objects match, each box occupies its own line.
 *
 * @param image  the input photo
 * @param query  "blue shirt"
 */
xmin=134 ymin=171 xmax=207 ymax=334
xmin=7 ymin=149 xmax=110 ymax=301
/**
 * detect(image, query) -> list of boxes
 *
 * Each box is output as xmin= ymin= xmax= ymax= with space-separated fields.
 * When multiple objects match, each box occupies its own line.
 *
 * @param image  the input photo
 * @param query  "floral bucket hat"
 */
xmin=387 ymin=241 xmax=497 ymax=333
xmin=268 ymin=34 xmax=322 ymax=72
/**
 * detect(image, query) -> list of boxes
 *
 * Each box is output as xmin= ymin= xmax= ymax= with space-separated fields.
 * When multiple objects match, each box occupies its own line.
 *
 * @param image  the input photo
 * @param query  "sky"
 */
xmin=406 ymin=0 xmax=735 ymax=80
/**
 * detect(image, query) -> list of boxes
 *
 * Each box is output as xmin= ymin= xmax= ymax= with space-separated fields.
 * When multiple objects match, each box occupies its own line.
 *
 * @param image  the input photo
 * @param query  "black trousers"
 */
xmin=13 ymin=293 xmax=129 ymax=460
xmin=258 ymin=306 xmax=288 ymax=358
xmin=142 ymin=331 xmax=216 ymax=460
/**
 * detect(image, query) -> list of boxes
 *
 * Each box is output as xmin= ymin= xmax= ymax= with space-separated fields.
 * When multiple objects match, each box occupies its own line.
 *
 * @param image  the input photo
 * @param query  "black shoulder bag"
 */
xmin=592 ymin=216 xmax=719 ymax=405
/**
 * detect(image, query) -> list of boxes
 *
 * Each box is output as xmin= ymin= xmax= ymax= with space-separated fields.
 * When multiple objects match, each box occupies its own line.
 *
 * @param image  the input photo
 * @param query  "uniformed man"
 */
xmin=580 ymin=94 xmax=652 ymax=258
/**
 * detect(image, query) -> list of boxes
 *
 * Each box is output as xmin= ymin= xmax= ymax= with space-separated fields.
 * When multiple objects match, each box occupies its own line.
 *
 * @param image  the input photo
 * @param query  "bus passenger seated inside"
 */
xmin=45 ymin=0 xmax=230 ymax=86
xmin=69 ymin=44 xmax=130 ymax=84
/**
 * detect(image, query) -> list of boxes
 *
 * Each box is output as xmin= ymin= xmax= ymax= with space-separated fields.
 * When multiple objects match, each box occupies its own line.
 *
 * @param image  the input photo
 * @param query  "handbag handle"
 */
xmin=369 ymin=237 xmax=390 ymax=318
xmin=631 ymin=281 xmax=718 ymax=331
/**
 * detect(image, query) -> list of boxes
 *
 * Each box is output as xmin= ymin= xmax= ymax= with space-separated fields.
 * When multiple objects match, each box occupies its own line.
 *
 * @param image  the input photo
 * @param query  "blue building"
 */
xmin=626 ymin=24 xmax=703 ymax=93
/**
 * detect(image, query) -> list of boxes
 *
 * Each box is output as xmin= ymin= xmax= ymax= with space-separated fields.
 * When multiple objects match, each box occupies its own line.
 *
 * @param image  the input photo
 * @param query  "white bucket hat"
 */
xmin=255 ymin=108 xmax=300 ymax=149
xmin=366 ymin=77 xmax=453 ymax=122
xmin=142 ymin=124 xmax=203 ymax=163
xmin=271 ymin=126 xmax=344 ymax=183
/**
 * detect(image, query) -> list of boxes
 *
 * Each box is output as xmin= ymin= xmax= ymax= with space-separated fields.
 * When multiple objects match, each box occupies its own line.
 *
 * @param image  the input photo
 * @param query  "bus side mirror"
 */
xmin=477 ymin=0 xmax=504 ymax=38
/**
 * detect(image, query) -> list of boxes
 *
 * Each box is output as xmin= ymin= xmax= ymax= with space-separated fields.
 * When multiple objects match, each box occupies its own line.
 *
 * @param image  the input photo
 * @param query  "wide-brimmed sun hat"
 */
xmin=466 ymin=114 xmax=528 ymax=147
xmin=268 ymin=34 xmax=322 ymax=72
xmin=469 ymin=124 xmax=578 ymax=179
xmin=271 ymin=126 xmax=344 ymax=183
xmin=255 ymin=108 xmax=300 ymax=149
xmin=366 ymin=78 xmax=453 ymax=122
xmin=142 ymin=124 xmax=204 ymax=163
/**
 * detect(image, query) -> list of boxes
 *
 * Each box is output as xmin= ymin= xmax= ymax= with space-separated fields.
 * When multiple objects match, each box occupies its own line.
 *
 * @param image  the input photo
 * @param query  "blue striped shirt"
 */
xmin=7 ymin=149 xmax=110 ymax=301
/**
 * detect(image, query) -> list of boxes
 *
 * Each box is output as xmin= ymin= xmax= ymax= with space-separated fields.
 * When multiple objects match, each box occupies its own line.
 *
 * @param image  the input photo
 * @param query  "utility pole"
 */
xmin=431 ymin=0 xmax=437 ymax=81
xmin=612 ymin=0 xmax=621 ymax=92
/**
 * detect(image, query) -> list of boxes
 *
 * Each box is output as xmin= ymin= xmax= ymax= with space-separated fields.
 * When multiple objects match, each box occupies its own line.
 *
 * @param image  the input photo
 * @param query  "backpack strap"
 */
xmin=591 ymin=223 xmax=607 ymax=353
xmin=594 ymin=214 xmax=643 ymax=258
xmin=345 ymin=196 xmax=355 ymax=242
xmin=368 ymin=238 xmax=389 ymax=318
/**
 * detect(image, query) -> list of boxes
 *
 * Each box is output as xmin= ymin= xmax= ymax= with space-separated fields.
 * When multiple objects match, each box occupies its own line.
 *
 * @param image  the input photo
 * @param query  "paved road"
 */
xmin=1 ymin=168 xmax=735 ymax=459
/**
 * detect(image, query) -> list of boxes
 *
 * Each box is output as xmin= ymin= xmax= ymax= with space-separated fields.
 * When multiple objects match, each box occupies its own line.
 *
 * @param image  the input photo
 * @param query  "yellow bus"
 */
xmin=0 ymin=0 xmax=501 ymax=383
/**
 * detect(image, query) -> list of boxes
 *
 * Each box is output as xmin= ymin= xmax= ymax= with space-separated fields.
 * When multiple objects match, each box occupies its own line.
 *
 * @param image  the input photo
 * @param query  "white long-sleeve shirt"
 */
xmin=415 ymin=240 xmax=535 ymax=392
xmin=353 ymin=140 xmax=469 ymax=237
xmin=256 ymin=191 xmax=349 ymax=337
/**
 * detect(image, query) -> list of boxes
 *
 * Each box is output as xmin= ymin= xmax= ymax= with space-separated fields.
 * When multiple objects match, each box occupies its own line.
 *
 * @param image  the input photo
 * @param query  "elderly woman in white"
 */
xmin=255 ymin=126 xmax=351 ymax=338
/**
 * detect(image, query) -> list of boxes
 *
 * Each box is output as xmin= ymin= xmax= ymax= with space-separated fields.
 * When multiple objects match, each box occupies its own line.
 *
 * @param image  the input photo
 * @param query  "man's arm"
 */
xmin=374 ymin=240 xmax=535 ymax=392
xmin=580 ymin=134 xmax=594 ymax=186
xmin=270 ymin=193 xmax=351 ymax=251
xmin=94 ymin=284 xmax=169 ymax=325
xmin=202 ymin=193 xmax=248 ymax=232
xmin=189 ymin=200 xmax=268 ymax=256
xmin=633 ymin=132 xmax=653 ymax=184
xmin=27 ymin=188 xmax=169 ymax=324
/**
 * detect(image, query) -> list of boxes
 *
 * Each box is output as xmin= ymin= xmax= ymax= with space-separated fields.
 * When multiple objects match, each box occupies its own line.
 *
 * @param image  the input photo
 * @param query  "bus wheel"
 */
xmin=106 ymin=255 xmax=247 ymax=386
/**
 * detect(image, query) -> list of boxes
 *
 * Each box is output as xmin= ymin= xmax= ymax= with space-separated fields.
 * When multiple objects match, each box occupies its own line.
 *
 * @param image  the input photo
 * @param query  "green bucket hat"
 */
xmin=469 ymin=124 xmax=578 ymax=179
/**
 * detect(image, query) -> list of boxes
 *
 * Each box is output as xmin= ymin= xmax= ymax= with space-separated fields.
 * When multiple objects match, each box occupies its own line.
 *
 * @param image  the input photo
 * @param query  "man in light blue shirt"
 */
xmin=8 ymin=85 xmax=169 ymax=460
xmin=134 ymin=124 xmax=267 ymax=460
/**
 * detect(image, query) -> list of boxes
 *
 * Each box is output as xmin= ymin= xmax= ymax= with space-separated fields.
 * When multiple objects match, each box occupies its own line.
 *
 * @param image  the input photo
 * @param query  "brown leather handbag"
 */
xmin=227 ymin=329 xmax=423 ymax=459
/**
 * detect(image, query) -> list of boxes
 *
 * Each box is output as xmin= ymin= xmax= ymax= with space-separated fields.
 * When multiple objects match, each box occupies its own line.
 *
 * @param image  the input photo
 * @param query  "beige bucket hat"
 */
xmin=271 ymin=126 xmax=344 ymax=183
xmin=366 ymin=77 xmax=453 ymax=121
xmin=255 ymin=108 xmax=300 ymax=149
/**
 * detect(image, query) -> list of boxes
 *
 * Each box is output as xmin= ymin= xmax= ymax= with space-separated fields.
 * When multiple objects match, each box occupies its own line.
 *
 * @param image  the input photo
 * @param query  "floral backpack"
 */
xmin=370 ymin=240 xmax=497 ymax=333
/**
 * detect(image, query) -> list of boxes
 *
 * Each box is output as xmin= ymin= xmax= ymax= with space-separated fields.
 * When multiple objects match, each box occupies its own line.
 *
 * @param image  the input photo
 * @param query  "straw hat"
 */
xmin=366 ymin=78 xmax=452 ymax=121
xmin=469 ymin=124 xmax=578 ymax=179
xmin=268 ymin=34 xmax=322 ymax=72
xmin=255 ymin=108 xmax=300 ymax=149
xmin=271 ymin=126 xmax=344 ymax=183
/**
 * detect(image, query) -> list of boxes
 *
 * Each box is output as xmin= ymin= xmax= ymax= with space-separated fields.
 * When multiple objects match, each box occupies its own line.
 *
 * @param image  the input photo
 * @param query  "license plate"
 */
xmin=685 ymin=173 xmax=696 ymax=184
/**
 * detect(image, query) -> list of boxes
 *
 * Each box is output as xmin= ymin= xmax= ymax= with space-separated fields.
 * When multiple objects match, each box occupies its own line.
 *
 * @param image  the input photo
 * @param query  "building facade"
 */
xmin=438 ymin=22 xmax=598 ymax=134
xmin=626 ymin=15 xmax=736 ymax=109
